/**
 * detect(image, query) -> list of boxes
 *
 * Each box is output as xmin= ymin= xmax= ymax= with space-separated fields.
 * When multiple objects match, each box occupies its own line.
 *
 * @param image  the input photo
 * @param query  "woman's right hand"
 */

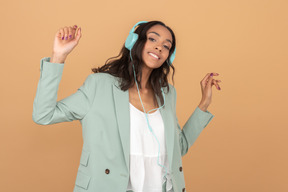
xmin=52 ymin=25 xmax=82 ymax=57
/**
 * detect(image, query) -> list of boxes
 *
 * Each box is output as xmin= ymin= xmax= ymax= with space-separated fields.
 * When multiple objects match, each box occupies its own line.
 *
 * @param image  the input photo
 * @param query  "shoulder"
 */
xmin=167 ymin=83 xmax=177 ymax=101
xmin=80 ymin=72 xmax=118 ymax=92
xmin=87 ymin=72 xmax=118 ymax=85
xmin=89 ymin=72 xmax=115 ymax=80
xmin=168 ymin=83 xmax=175 ymax=90
xmin=167 ymin=83 xmax=176 ymax=94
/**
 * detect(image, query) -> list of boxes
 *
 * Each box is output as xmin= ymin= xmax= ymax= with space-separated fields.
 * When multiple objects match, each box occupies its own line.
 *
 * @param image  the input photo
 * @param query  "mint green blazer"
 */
xmin=32 ymin=57 xmax=215 ymax=192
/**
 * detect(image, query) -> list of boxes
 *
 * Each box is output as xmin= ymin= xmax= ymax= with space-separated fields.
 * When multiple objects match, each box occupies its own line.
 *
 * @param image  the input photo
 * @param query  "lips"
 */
xmin=148 ymin=52 xmax=160 ymax=60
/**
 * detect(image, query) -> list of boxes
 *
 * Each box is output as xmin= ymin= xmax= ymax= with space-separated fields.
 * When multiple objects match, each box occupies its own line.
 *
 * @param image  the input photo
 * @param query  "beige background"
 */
xmin=1 ymin=0 xmax=287 ymax=191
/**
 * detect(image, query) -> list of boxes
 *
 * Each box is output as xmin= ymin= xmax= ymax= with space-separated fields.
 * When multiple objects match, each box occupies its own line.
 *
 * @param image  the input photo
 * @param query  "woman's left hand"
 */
xmin=198 ymin=73 xmax=221 ymax=111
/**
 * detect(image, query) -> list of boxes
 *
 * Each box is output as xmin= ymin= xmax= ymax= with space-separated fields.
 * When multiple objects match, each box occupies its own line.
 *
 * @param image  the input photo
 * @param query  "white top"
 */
xmin=126 ymin=102 xmax=173 ymax=192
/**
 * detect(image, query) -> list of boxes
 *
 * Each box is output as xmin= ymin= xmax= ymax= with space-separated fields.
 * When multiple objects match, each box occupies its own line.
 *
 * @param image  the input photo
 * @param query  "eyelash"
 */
xmin=148 ymin=37 xmax=170 ymax=50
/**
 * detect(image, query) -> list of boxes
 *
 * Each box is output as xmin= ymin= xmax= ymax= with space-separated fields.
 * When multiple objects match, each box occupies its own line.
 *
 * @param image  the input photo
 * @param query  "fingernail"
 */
xmin=65 ymin=36 xmax=68 ymax=40
xmin=218 ymin=86 xmax=221 ymax=90
xmin=69 ymin=35 xmax=72 ymax=38
xmin=62 ymin=36 xmax=64 ymax=40
xmin=210 ymin=73 xmax=213 ymax=76
xmin=74 ymin=25 xmax=77 ymax=28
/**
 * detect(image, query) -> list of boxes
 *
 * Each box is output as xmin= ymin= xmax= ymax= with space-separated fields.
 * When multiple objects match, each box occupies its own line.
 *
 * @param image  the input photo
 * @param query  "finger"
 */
xmin=212 ymin=79 xmax=221 ymax=90
xmin=201 ymin=72 xmax=219 ymax=86
xmin=59 ymin=28 xmax=64 ymax=40
xmin=206 ymin=73 xmax=214 ymax=88
xmin=75 ymin=27 xmax=82 ymax=41
xmin=71 ymin=25 xmax=77 ymax=39
xmin=214 ymin=80 xmax=221 ymax=84
xmin=68 ymin=26 xmax=73 ymax=39
xmin=56 ymin=28 xmax=62 ymax=39
xmin=201 ymin=73 xmax=211 ymax=85
xmin=63 ymin=26 xmax=69 ymax=40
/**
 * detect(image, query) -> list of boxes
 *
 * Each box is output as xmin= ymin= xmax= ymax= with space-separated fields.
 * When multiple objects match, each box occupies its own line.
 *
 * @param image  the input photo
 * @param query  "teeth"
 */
xmin=149 ymin=52 xmax=159 ymax=59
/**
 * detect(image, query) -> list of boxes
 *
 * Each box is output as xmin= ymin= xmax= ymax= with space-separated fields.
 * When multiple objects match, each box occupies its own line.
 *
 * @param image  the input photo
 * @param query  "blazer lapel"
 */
xmin=156 ymin=93 xmax=175 ymax=173
xmin=112 ymin=81 xmax=174 ymax=172
xmin=112 ymin=81 xmax=130 ymax=170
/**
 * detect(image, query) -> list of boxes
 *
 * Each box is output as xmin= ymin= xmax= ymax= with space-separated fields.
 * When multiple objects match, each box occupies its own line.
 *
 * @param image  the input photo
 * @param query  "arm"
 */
xmin=173 ymin=86 xmax=215 ymax=156
xmin=32 ymin=57 xmax=96 ymax=125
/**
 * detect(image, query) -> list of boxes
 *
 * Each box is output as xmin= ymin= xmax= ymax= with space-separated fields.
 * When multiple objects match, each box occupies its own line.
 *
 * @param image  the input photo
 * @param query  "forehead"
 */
xmin=146 ymin=24 xmax=173 ymax=42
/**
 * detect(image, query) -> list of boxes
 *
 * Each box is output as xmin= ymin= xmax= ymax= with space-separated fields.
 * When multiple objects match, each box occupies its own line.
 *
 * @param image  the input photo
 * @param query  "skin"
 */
xmin=131 ymin=24 xmax=173 ymax=92
xmin=198 ymin=73 xmax=221 ymax=112
xmin=129 ymin=24 xmax=173 ymax=113
xmin=50 ymin=24 xmax=221 ymax=113
xmin=50 ymin=25 xmax=82 ymax=63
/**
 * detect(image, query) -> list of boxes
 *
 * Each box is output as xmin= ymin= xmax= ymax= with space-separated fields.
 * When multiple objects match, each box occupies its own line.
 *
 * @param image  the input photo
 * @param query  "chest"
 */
xmin=128 ymin=88 xmax=159 ymax=114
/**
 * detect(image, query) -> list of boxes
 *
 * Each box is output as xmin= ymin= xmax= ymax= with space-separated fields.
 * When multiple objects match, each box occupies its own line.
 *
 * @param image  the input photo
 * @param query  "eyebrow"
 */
xmin=148 ymin=31 xmax=172 ymax=45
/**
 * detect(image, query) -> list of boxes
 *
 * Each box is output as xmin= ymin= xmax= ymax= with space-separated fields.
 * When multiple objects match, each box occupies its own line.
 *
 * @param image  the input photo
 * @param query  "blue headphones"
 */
xmin=125 ymin=21 xmax=176 ymax=66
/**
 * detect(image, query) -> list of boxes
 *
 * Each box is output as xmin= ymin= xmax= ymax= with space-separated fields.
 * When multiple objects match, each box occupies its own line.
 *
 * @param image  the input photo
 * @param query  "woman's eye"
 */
xmin=164 ymin=45 xmax=170 ymax=50
xmin=149 ymin=37 xmax=170 ymax=50
xmin=148 ymin=37 xmax=155 ymax=42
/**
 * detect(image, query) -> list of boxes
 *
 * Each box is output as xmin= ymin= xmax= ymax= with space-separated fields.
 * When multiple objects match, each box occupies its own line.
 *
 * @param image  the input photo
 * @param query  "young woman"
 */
xmin=33 ymin=20 xmax=221 ymax=192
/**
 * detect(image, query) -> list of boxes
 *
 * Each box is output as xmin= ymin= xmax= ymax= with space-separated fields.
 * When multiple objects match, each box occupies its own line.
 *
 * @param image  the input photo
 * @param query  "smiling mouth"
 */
xmin=148 ymin=52 xmax=160 ymax=60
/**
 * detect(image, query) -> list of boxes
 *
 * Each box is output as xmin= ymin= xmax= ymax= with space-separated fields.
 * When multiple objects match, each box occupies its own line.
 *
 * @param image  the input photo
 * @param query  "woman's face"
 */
xmin=141 ymin=24 xmax=173 ymax=69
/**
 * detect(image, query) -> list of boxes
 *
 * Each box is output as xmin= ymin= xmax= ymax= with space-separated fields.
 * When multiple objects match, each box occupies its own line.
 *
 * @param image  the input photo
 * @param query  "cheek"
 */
xmin=142 ymin=44 xmax=149 ymax=54
xmin=163 ymin=52 xmax=170 ymax=60
xmin=142 ymin=49 xmax=148 ymax=59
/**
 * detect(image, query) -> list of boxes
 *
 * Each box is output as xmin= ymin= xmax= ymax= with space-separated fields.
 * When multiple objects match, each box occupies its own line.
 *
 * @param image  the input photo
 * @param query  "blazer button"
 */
xmin=182 ymin=187 xmax=185 ymax=192
xmin=179 ymin=166 xmax=182 ymax=172
xmin=105 ymin=169 xmax=110 ymax=174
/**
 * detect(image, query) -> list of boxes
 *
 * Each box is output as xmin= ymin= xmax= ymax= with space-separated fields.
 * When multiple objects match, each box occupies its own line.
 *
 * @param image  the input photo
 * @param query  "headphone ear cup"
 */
xmin=169 ymin=48 xmax=176 ymax=65
xmin=125 ymin=32 xmax=139 ymax=51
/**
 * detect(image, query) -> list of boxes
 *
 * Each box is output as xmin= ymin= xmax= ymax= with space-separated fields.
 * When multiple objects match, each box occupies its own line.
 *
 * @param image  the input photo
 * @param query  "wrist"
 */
xmin=198 ymin=102 xmax=208 ymax=112
xmin=50 ymin=52 xmax=67 ymax=63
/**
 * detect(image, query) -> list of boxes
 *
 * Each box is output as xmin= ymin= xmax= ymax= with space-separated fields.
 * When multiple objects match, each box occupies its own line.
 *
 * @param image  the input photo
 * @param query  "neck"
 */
xmin=133 ymin=65 xmax=153 ymax=93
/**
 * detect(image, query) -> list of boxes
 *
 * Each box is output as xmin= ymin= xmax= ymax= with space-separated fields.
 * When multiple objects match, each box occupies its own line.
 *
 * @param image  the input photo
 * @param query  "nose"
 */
xmin=155 ymin=45 xmax=162 ymax=52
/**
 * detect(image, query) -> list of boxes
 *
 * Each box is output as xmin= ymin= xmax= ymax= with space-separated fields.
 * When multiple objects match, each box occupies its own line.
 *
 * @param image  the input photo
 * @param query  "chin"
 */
xmin=143 ymin=59 xmax=163 ymax=69
xmin=146 ymin=63 xmax=162 ymax=69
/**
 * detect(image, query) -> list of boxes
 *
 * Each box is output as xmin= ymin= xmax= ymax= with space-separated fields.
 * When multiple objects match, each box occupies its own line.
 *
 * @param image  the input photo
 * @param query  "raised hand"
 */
xmin=198 ymin=73 xmax=221 ymax=111
xmin=51 ymin=25 xmax=82 ymax=63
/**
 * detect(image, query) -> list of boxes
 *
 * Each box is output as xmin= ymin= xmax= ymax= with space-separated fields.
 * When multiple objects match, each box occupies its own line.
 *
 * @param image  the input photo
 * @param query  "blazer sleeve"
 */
xmin=173 ymin=86 xmax=215 ymax=156
xmin=32 ymin=57 xmax=96 ymax=125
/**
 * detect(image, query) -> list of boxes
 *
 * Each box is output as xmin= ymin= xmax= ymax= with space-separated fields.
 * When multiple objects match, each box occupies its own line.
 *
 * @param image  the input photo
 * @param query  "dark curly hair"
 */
xmin=91 ymin=20 xmax=176 ymax=107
